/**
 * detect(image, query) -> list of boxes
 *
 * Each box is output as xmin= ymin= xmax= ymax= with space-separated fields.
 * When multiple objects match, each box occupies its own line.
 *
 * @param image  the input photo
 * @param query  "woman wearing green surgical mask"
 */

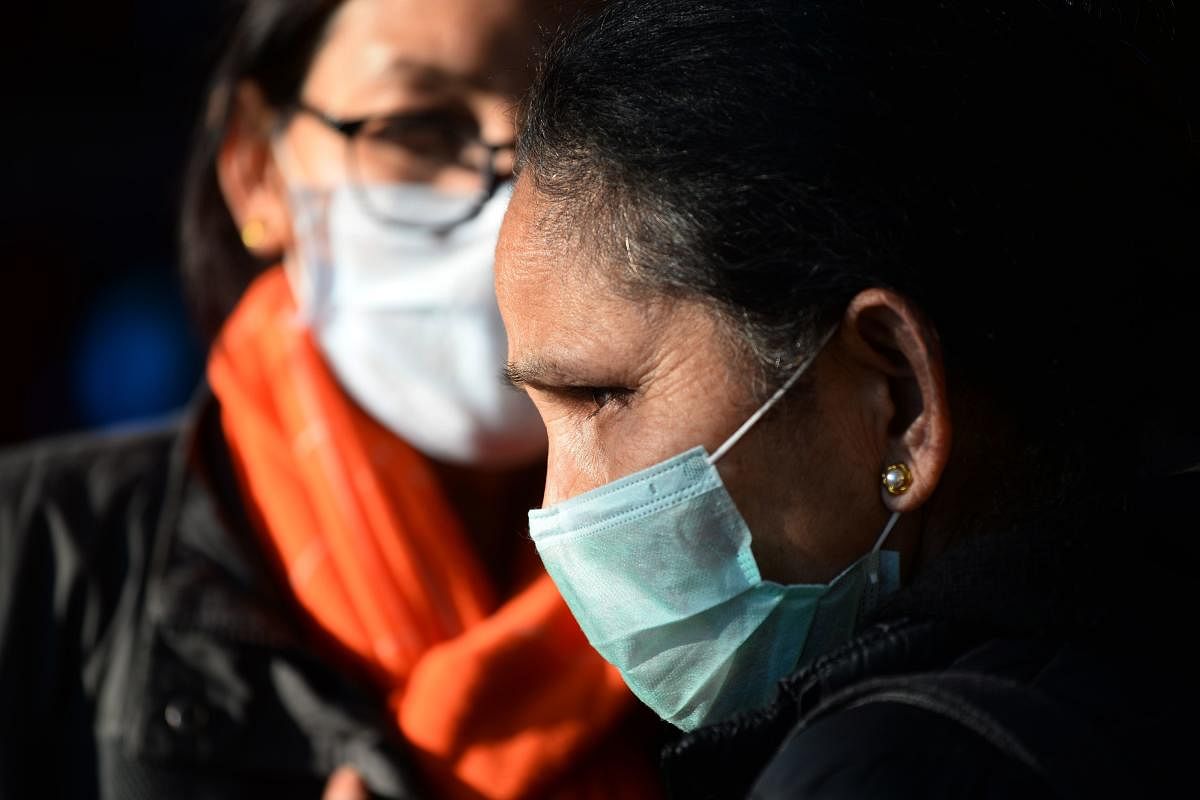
xmin=498 ymin=0 xmax=1200 ymax=796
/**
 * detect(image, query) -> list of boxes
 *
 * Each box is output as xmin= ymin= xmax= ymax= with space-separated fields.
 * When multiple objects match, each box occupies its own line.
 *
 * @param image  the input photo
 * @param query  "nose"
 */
xmin=541 ymin=456 xmax=566 ymax=508
xmin=541 ymin=439 xmax=584 ymax=508
xmin=491 ymin=144 xmax=517 ymax=182
xmin=541 ymin=437 xmax=613 ymax=508
xmin=474 ymin=95 xmax=517 ymax=174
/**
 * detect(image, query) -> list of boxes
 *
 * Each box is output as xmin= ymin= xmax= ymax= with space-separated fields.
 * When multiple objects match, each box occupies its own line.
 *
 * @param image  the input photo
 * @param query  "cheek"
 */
xmin=473 ymin=94 xmax=517 ymax=150
xmin=537 ymin=406 xmax=655 ymax=506
xmin=279 ymin=121 xmax=351 ymax=187
xmin=730 ymin=390 xmax=889 ymax=583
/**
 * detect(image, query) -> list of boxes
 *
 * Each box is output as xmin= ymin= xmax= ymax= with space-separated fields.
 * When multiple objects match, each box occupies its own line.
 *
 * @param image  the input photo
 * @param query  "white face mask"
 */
xmin=285 ymin=180 xmax=547 ymax=467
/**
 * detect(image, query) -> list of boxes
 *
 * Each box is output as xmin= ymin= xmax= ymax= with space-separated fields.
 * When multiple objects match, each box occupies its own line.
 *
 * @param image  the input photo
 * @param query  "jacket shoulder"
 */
xmin=0 ymin=420 xmax=183 ymax=661
xmin=0 ymin=420 xmax=187 ymax=797
xmin=751 ymin=637 xmax=1165 ymax=799
xmin=750 ymin=692 xmax=1053 ymax=799
xmin=0 ymin=420 xmax=181 ymax=530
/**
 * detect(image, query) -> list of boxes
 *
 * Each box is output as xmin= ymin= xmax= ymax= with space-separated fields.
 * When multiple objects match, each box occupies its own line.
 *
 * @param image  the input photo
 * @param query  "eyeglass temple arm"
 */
xmin=293 ymin=101 xmax=367 ymax=138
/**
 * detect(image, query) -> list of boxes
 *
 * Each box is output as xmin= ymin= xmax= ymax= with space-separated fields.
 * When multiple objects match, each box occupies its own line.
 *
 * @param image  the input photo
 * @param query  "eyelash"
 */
xmin=567 ymin=386 xmax=634 ymax=419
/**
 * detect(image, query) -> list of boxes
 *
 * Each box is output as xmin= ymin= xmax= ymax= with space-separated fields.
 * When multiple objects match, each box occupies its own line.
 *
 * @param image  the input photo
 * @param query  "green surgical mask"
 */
xmin=528 ymin=330 xmax=902 ymax=731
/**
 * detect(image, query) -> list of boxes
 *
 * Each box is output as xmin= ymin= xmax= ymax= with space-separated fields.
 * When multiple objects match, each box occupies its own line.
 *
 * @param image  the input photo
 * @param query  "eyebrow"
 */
xmin=503 ymin=357 xmax=586 ymax=391
xmin=385 ymin=58 xmax=476 ymax=92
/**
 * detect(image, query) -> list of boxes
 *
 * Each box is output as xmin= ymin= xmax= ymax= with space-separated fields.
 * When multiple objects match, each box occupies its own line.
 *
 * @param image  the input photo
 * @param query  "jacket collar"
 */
xmin=143 ymin=382 xmax=302 ymax=648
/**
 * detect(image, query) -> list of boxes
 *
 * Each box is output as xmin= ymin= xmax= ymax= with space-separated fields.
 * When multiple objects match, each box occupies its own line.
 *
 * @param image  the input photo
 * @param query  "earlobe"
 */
xmin=840 ymin=288 xmax=952 ymax=513
xmin=216 ymin=81 xmax=290 ymax=258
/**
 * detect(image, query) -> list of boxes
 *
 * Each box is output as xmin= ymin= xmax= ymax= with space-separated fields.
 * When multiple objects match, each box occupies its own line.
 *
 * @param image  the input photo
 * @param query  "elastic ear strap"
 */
xmin=868 ymin=510 xmax=903 ymax=584
xmin=708 ymin=325 xmax=840 ymax=465
xmin=873 ymin=510 xmax=901 ymax=553
xmin=270 ymin=140 xmax=315 ymax=326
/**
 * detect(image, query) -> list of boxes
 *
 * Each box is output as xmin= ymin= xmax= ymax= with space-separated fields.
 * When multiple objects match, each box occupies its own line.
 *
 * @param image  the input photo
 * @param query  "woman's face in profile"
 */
xmin=496 ymin=179 xmax=921 ymax=584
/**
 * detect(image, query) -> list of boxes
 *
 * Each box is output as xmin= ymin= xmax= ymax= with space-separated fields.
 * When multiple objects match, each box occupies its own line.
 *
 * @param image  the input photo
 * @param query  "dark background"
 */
xmin=1 ymin=1 xmax=1196 ymax=452
xmin=0 ymin=1 xmax=229 ymax=445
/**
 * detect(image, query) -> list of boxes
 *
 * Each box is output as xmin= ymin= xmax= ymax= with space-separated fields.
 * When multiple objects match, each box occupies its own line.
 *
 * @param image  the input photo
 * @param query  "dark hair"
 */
xmin=180 ymin=0 xmax=345 ymax=341
xmin=519 ymin=0 xmax=1199 ymax=490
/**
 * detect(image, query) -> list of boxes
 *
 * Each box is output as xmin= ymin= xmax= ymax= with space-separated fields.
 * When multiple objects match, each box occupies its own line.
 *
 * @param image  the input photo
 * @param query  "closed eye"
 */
xmin=502 ymin=360 xmax=635 ymax=419
xmin=563 ymin=386 xmax=634 ymax=419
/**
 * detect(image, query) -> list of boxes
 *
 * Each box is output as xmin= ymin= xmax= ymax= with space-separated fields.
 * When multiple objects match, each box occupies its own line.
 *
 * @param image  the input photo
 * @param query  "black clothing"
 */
xmin=4 ymin=380 xmax=1196 ymax=799
xmin=661 ymin=470 xmax=1199 ymax=799
xmin=0 ymin=389 xmax=418 ymax=799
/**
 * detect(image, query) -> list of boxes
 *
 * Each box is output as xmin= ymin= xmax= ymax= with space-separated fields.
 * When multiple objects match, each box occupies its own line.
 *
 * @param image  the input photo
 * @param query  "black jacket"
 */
xmin=0 ymin=389 xmax=419 ymax=799
xmin=5 ymin=383 xmax=1196 ymax=799
xmin=661 ymin=468 xmax=1200 ymax=799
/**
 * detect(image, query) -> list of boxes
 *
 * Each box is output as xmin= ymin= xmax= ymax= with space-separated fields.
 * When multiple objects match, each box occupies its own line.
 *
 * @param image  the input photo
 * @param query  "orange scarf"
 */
xmin=208 ymin=268 xmax=658 ymax=799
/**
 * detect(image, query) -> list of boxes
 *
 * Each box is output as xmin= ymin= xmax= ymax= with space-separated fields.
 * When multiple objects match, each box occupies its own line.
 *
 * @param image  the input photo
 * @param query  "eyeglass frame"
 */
xmin=289 ymin=100 xmax=514 ymax=234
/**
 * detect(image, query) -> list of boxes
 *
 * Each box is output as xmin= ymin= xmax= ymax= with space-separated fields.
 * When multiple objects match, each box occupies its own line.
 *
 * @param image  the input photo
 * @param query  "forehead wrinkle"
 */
xmin=509 ymin=327 xmax=642 ymax=385
xmin=383 ymin=58 xmax=464 ymax=86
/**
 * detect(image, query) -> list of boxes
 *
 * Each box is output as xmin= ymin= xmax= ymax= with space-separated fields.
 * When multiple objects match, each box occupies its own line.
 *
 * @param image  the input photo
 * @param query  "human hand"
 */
xmin=323 ymin=766 xmax=368 ymax=800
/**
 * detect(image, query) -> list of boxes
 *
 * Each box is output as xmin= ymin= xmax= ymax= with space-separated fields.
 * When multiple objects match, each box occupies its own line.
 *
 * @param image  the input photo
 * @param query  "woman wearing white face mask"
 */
xmin=0 ymin=2 xmax=662 ymax=799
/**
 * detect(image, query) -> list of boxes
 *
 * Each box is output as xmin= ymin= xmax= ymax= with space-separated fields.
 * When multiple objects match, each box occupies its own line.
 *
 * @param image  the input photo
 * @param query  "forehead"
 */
xmin=304 ymin=0 xmax=547 ymax=106
xmin=498 ymin=179 xmax=655 ymax=347
xmin=498 ymin=178 xmax=604 ymax=287
xmin=495 ymin=178 xmax=735 ymax=385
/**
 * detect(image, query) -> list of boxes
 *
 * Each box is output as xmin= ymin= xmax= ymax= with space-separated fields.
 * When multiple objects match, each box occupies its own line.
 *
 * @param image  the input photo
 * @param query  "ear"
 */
xmin=838 ymin=288 xmax=952 ymax=513
xmin=216 ymin=81 xmax=292 ymax=259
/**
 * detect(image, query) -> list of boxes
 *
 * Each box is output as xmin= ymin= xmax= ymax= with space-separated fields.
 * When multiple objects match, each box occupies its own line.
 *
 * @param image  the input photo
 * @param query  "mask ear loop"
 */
xmin=868 ymin=510 xmax=902 ymax=585
xmin=707 ymin=325 xmax=841 ymax=466
xmin=703 ymin=325 xmax=901 ymax=585
xmin=271 ymin=137 xmax=335 ymax=329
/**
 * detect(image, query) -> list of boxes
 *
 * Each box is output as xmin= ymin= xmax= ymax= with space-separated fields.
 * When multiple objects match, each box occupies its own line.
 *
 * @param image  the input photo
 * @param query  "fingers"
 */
xmin=323 ymin=766 xmax=368 ymax=800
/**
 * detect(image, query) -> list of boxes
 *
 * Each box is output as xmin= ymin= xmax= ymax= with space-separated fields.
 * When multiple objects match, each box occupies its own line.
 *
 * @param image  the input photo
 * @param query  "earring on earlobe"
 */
xmin=241 ymin=219 xmax=268 ymax=250
xmin=881 ymin=462 xmax=912 ymax=496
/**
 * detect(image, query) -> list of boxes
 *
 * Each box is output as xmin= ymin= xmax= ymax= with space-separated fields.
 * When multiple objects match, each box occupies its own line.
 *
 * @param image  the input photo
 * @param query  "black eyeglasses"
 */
xmin=293 ymin=101 xmax=514 ymax=232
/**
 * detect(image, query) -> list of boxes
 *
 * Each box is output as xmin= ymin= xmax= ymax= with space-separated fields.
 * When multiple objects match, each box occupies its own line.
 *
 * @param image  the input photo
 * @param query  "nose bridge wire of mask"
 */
xmin=705 ymin=323 xmax=902 ymax=585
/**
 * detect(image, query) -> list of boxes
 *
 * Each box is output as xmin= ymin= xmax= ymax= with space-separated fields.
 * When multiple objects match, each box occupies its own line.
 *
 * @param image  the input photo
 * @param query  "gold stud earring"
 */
xmin=241 ymin=219 xmax=268 ymax=250
xmin=881 ymin=462 xmax=912 ymax=496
